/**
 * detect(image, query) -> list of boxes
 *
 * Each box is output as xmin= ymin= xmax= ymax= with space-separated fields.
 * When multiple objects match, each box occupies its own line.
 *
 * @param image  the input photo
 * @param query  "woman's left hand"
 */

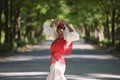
xmin=50 ymin=19 xmax=59 ymax=27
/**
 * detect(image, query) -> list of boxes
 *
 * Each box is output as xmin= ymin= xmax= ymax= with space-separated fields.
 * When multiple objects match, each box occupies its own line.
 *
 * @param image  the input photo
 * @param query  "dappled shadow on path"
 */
xmin=0 ymin=49 xmax=50 ymax=80
xmin=65 ymin=49 xmax=120 ymax=80
xmin=0 ymin=40 xmax=120 ymax=80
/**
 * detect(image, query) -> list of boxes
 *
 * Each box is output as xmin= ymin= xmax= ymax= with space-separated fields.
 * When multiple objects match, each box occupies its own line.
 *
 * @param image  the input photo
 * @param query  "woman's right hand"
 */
xmin=50 ymin=19 xmax=59 ymax=27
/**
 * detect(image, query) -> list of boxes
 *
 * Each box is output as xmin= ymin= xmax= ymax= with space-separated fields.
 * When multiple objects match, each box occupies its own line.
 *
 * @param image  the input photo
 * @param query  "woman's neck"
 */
xmin=58 ymin=35 xmax=64 ymax=38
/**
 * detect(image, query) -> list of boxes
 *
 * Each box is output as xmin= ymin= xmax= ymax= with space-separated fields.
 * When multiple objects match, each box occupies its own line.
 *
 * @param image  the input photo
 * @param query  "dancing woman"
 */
xmin=45 ymin=19 xmax=79 ymax=80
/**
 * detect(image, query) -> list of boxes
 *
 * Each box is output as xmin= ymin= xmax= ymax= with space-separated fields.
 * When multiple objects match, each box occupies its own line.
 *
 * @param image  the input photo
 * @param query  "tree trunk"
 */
xmin=111 ymin=9 xmax=115 ymax=47
xmin=35 ymin=18 xmax=45 ymax=37
xmin=4 ymin=0 xmax=9 ymax=43
xmin=39 ymin=20 xmax=45 ymax=36
xmin=9 ymin=0 xmax=13 ymax=47
xmin=84 ymin=24 xmax=90 ymax=38
xmin=106 ymin=13 xmax=110 ymax=42
xmin=0 ymin=4 xmax=2 ymax=44
xmin=16 ymin=8 xmax=21 ymax=41
xmin=100 ymin=0 xmax=110 ymax=42
xmin=12 ymin=11 xmax=17 ymax=42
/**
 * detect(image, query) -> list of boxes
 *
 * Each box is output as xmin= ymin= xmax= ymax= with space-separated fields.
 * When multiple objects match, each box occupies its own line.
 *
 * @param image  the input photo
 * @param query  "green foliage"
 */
xmin=65 ymin=0 xmax=104 ymax=29
xmin=0 ymin=43 xmax=12 ymax=53
xmin=116 ymin=42 xmax=120 ymax=51
xmin=0 ymin=0 xmax=120 ymax=53
xmin=115 ymin=27 xmax=120 ymax=40
xmin=101 ymin=38 xmax=112 ymax=48
xmin=84 ymin=36 xmax=99 ymax=44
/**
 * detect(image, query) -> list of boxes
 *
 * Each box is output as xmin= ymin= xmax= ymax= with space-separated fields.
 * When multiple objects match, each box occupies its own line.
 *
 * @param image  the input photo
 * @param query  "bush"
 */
xmin=116 ymin=42 xmax=120 ymax=52
xmin=84 ymin=36 xmax=99 ymax=44
xmin=0 ymin=43 xmax=13 ymax=56
xmin=116 ymin=27 xmax=120 ymax=40
xmin=28 ymin=35 xmax=45 ymax=44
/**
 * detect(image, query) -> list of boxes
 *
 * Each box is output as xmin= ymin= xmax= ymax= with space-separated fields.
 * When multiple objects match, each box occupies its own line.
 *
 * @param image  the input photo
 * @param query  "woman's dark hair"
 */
xmin=57 ymin=26 xmax=65 ymax=30
xmin=57 ymin=22 xmax=65 ymax=30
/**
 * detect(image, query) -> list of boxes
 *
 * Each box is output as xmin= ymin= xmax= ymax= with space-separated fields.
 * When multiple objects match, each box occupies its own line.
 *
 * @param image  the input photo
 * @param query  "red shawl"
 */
xmin=50 ymin=38 xmax=73 ymax=65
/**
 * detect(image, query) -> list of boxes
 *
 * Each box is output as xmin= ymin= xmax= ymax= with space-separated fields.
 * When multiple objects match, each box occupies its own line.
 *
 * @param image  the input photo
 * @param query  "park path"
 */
xmin=0 ymin=39 xmax=120 ymax=80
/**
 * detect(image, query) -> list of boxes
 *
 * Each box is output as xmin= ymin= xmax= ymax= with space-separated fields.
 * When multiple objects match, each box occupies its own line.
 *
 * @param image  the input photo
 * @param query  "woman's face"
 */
xmin=57 ymin=28 xmax=64 ymax=37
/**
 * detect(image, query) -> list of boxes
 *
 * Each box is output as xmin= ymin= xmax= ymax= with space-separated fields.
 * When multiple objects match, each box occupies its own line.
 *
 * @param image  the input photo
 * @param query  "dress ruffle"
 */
xmin=64 ymin=24 xmax=79 ymax=42
xmin=43 ymin=22 xmax=57 ymax=39
xmin=43 ymin=23 xmax=80 ymax=42
xmin=46 ymin=62 xmax=66 ymax=80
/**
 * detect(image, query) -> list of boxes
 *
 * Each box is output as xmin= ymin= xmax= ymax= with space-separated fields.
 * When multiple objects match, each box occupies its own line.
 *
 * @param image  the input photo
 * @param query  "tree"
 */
xmin=101 ymin=0 xmax=120 ymax=47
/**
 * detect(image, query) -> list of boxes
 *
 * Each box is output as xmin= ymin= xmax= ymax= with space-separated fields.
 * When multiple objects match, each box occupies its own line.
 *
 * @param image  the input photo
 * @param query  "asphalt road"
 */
xmin=0 ymin=39 xmax=120 ymax=80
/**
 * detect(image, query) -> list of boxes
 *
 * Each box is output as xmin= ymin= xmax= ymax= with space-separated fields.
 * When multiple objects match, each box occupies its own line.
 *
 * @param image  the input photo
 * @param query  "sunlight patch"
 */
xmin=0 ymin=72 xmax=49 ymax=76
xmin=1 ymin=55 xmax=49 ymax=62
xmin=88 ymin=73 xmax=120 ymax=79
xmin=66 ymin=74 xmax=100 ymax=80
xmin=66 ymin=54 xmax=118 ymax=60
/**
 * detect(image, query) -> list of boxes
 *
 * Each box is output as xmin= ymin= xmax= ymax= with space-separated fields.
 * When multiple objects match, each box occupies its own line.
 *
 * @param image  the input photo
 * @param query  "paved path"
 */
xmin=0 ymin=39 xmax=120 ymax=80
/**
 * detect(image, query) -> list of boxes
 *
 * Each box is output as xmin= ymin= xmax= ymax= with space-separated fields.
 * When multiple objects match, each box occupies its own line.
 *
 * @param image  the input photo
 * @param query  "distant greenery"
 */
xmin=0 ymin=0 xmax=120 ymax=54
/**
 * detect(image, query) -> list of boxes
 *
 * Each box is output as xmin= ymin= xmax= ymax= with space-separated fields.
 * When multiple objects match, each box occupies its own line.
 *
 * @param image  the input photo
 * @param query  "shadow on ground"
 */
xmin=0 ymin=40 xmax=120 ymax=80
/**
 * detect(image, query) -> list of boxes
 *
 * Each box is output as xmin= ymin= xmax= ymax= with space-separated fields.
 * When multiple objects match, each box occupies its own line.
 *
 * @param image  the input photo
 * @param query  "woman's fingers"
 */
xmin=50 ymin=19 xmax=67 ymax=27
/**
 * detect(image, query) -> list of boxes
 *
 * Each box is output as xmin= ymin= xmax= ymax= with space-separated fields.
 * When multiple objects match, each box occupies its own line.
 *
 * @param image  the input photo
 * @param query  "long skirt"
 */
xmin=46 ymin=62 xmax=66 ymax=80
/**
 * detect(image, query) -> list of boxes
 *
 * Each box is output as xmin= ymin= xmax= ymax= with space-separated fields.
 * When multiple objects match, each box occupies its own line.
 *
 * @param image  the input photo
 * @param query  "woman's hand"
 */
xmin=50 ymin=19 xmax=59 ymax=27
xmin=61 ymin=19 xmax=73 ymax=32
xmin=61 ymin=19 xmax=66 ymax=24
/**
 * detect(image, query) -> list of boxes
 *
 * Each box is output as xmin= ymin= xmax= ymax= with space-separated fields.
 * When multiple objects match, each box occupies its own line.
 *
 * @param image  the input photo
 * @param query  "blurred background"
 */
xmin=0 ymin=0 xmax=120 ymax=55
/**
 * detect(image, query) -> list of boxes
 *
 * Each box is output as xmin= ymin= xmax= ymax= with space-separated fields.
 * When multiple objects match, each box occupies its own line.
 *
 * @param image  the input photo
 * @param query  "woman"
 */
xmin=45 ymin=19 xmax=79 ymax=80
